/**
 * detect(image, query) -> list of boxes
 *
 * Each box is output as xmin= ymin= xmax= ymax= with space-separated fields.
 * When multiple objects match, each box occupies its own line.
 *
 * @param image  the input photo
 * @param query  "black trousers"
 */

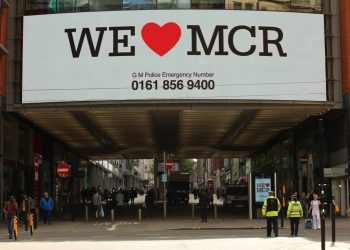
xmin=266 ymin=216 xmax=278 ymax=236
xmin=200 ymin=206 xmax=207 ymax=222
xmin=290 ymin=217 xmax=300 ymax=236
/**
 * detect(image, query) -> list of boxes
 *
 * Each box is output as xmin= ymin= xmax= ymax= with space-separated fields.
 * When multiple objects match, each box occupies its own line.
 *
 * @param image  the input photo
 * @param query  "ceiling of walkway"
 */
xmin=16 ymin=101 xmax=332 ymax=159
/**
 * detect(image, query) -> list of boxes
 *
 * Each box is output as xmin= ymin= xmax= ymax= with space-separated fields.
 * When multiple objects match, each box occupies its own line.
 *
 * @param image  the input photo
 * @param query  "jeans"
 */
xmin=7 ymin=214 xmax=14 ymax=238
xmin=43 ymin=210 xmax=52 ymax=224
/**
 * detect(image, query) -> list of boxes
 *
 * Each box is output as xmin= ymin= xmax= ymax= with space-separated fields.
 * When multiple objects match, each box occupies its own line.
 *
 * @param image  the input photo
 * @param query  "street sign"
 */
xmin=165 ymin=159 xmax=174 ymax=171
xmin=57 ymin=163 xmax=71 ymax=178
xmin=161 ymin=173 xmax=167 ymax=182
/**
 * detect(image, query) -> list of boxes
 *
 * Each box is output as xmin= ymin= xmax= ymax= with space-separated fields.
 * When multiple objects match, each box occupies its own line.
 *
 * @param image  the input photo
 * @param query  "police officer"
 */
xmin=287 ymin=194 xmax=303 ymax=237
xmin=262 ymin=191 xmax=281 ymax=237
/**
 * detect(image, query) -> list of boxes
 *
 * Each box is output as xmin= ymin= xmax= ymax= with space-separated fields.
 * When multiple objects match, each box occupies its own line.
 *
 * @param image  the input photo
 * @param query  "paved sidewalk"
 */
xmin=0 ymin=217 xmax=349 ymax=250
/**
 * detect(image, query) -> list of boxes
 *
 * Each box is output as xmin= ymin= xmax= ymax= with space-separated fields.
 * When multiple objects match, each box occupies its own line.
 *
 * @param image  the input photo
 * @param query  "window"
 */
xmin=233 ymin=1 xmax=241 ymax=10
xmin=245 ymin=3 xmax=253 ymax=10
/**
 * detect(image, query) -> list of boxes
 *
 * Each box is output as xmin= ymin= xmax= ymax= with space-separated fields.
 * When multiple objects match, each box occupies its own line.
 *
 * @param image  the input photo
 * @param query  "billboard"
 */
xmin=255 ymin=177 xmax=271 ymax=203
xmin=23 ymin=10 xmax=326 ymax=103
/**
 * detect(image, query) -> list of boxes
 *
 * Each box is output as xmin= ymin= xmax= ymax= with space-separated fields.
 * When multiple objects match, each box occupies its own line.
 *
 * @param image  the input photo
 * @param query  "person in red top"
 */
xmin=3 ymin=196 xmax=18 ymax=239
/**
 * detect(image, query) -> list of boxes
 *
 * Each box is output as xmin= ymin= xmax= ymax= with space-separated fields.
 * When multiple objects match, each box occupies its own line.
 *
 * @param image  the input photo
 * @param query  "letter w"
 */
xmin=65 ymin=27 xmax=107 ymax=58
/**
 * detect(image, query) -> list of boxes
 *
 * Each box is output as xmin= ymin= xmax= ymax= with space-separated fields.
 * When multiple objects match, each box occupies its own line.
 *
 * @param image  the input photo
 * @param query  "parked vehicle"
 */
xmin=167 ymin=173 xmax=190 ymax=204
xmin=224 ymin=184 xmax=248 ymax=208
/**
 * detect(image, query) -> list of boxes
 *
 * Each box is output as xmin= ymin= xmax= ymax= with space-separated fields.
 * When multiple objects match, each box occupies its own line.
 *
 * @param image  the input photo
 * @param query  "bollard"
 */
xmin=192 ymin=204 xmax=194 ymax=219
xmin=111 ymin=209 xmax=115 ymax=222
xmin=13 ymin=216 xmax=18 ymax=240
xmin=138 ymin=208 xmax=142 ymax=222
xmin=85 ymin=205 xmax=89 ymax=222
xmin=29 ymin=213 xmax=34 ymax=236
xmin=214 ymin=205 xmax=217 ymax=219
xmin=331 ymin=202 xmax=336 ymax=242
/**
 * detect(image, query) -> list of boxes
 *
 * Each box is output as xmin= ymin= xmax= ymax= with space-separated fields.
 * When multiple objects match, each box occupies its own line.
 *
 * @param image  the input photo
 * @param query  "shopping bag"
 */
xmin=304 ymin=218 xmax=312 ymax=229
xmin=99 ymin=207 xmax=105 ymax=218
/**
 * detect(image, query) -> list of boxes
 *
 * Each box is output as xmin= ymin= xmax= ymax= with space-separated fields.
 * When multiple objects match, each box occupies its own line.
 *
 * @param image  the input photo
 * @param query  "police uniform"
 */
xmin=262 ymin=191 xmax=281 ymax=237
xmin=287 ymin=195 xmax=303 ymax=236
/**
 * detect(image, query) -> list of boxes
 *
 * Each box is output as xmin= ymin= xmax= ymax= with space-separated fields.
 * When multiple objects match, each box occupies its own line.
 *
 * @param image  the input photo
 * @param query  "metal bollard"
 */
xmin=111 ymin=209 xmax=115 ymax=222
xmin=13 ymin=216 xmax=18 ymax=240
xmin=29 ymin=213 xmax=34 ymax=236
xmin=138 ymin=208 xmax=142 ymax=222
xmin=214 ymin=205 xmax=217 ymax=219
xmin=85 ymin=205 xmax=89 ymax=222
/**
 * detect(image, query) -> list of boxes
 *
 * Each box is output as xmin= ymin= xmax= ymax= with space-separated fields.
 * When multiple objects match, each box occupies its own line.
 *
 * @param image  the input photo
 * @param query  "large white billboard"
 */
xmin=23 ymin=10 xmax=326 ymax=103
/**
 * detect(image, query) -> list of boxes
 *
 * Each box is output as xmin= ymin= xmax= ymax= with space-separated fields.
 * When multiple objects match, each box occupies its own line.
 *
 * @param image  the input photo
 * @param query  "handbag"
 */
xmin=99 ymin=207 xmax=105 ymax=218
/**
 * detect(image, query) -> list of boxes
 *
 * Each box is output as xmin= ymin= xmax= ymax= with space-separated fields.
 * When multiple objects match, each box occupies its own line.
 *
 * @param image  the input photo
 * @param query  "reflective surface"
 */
xmin=25 ymin=0 xmax=322 ymax=14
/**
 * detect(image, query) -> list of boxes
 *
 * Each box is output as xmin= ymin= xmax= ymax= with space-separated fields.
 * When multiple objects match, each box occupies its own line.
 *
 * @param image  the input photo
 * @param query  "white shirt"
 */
xmin=310 ymin=200 xmax=320 ymax=215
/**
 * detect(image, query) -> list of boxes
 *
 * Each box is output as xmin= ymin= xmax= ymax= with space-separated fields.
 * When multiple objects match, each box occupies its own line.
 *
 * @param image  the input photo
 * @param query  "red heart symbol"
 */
xmin=265 ymin=183 xmax=270 ymax=187
xmin=141 ymin=22 xmax=181 ymax=56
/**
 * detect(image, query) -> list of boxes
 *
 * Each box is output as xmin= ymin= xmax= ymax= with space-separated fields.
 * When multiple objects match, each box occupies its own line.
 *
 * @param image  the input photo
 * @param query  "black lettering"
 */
xmin=259 ymin=26 xmax=287 ymax=57
xmin=109 ymin=26 xmax=135 ymax=57
xmin=65 ymin=27 xmax=107 ymax=58
xmin=228 ymin=25 xmax=256 ymax=56
xmin=187 ymin=25 xmax=228 ymax=55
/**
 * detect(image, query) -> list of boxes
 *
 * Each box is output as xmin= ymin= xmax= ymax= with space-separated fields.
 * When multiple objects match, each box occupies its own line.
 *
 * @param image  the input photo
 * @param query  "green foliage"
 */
xmin=180 ymin=159 xmax=195 ymax=173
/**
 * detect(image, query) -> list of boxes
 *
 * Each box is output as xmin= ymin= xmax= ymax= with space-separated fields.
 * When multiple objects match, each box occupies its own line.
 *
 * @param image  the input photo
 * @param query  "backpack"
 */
xmin=266 ymin=198 xmax=278 ymax=212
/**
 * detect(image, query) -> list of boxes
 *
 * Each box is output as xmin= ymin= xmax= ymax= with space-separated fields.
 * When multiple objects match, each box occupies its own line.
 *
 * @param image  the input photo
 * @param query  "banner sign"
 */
xmin=255 ymin=177 xmax=271 ymax=203
xmin=23 ymin=10 xmax=326 ymax=103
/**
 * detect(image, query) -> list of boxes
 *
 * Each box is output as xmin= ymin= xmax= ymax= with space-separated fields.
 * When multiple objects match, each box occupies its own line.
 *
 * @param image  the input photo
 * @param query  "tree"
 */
xmin=180 ymin=159 xmax=195 ymax=173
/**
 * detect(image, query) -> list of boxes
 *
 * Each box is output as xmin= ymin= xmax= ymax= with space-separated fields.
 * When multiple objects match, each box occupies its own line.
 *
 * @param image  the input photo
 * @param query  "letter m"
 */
xmin=65 ymin=27 xmax=107 ymax=58
xmin=187 ymin=25 xmax=228 ymax=56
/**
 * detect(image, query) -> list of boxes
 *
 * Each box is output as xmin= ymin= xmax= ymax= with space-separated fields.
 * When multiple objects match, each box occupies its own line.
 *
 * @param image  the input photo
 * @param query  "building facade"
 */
xmin=2 ymin=0 xmax=350 ymax=217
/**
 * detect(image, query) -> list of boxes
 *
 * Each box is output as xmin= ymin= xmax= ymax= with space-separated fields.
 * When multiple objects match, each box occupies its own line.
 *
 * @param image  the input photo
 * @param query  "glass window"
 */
xmin=245 ymin=3 xmax=253 ymax=10
xmin=192 ymin=0 xmax=224 ymax=9
xmin=233 ymin=2 xmax=241 ymax=9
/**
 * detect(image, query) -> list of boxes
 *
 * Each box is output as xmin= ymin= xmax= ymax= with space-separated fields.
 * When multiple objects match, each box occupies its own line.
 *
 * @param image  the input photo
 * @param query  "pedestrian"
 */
xmin=145 ymin=189 xmax=155 ymax=218
xmin=3 ymin=196 xmax=18 ymax=239
xmin=287 ymin=194 xmax=303 ymax=237
xmin=308 ymin=194 xmax=321 ymax=229
xmin=130 ymin=188 xmax=137 ymax=205
xmin=20 ymin=194 xmax=30 ymax=231
xmin=116 ymin=189 xmax=124 ymax=217
xmin=199 ymin=189 xmax=208 ymax=223
xmin=92 ymin=190 xmax=102 ymax=219
xmin=300 ymin=192 xmax=308 ymax=218
xmin=262 ymin=191 xmax=281 ymax=237
xmin=40 ymin=192 xmax=54 ymax=225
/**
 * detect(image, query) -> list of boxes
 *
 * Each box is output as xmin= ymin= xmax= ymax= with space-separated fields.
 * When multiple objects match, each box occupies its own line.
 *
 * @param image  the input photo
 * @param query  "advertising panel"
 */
xmin=23 ymin=10 xmax=326 ymax=103
xmin=255 ymin=177 xmax=271 ymax=203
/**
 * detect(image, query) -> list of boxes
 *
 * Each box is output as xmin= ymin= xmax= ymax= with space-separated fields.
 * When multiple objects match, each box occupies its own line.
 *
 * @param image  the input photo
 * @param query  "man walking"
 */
xmin=3 ymin=196 xmax=18 ymax=239
xmin=40 ymin=192 xmax=54 ymax=225
xmin=262 ymin=191 xmax=281 ymax=237
xmin=199 ymin=189 xmax=208 ymax=223
xmin=287 ymin=194 xmax=303 ymax=236
xmin=92 ymin=190 xmax=102 ymax=219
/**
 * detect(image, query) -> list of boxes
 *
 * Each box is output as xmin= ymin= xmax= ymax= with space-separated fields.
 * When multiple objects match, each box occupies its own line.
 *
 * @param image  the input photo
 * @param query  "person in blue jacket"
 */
xmin=40 ymin=192 xmax=54 ymax=225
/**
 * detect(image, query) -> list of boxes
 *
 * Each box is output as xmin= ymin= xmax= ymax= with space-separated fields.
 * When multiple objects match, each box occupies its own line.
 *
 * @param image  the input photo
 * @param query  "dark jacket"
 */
xmin=199 ymin=193 xmax=208 ymax=208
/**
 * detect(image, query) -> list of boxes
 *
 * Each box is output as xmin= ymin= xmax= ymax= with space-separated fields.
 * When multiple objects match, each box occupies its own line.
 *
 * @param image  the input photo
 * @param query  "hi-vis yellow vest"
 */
xmin=287 ymin=201 xmax=303 ymax=218
xmin=262 ymin=196 xmax=281 ymax=217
